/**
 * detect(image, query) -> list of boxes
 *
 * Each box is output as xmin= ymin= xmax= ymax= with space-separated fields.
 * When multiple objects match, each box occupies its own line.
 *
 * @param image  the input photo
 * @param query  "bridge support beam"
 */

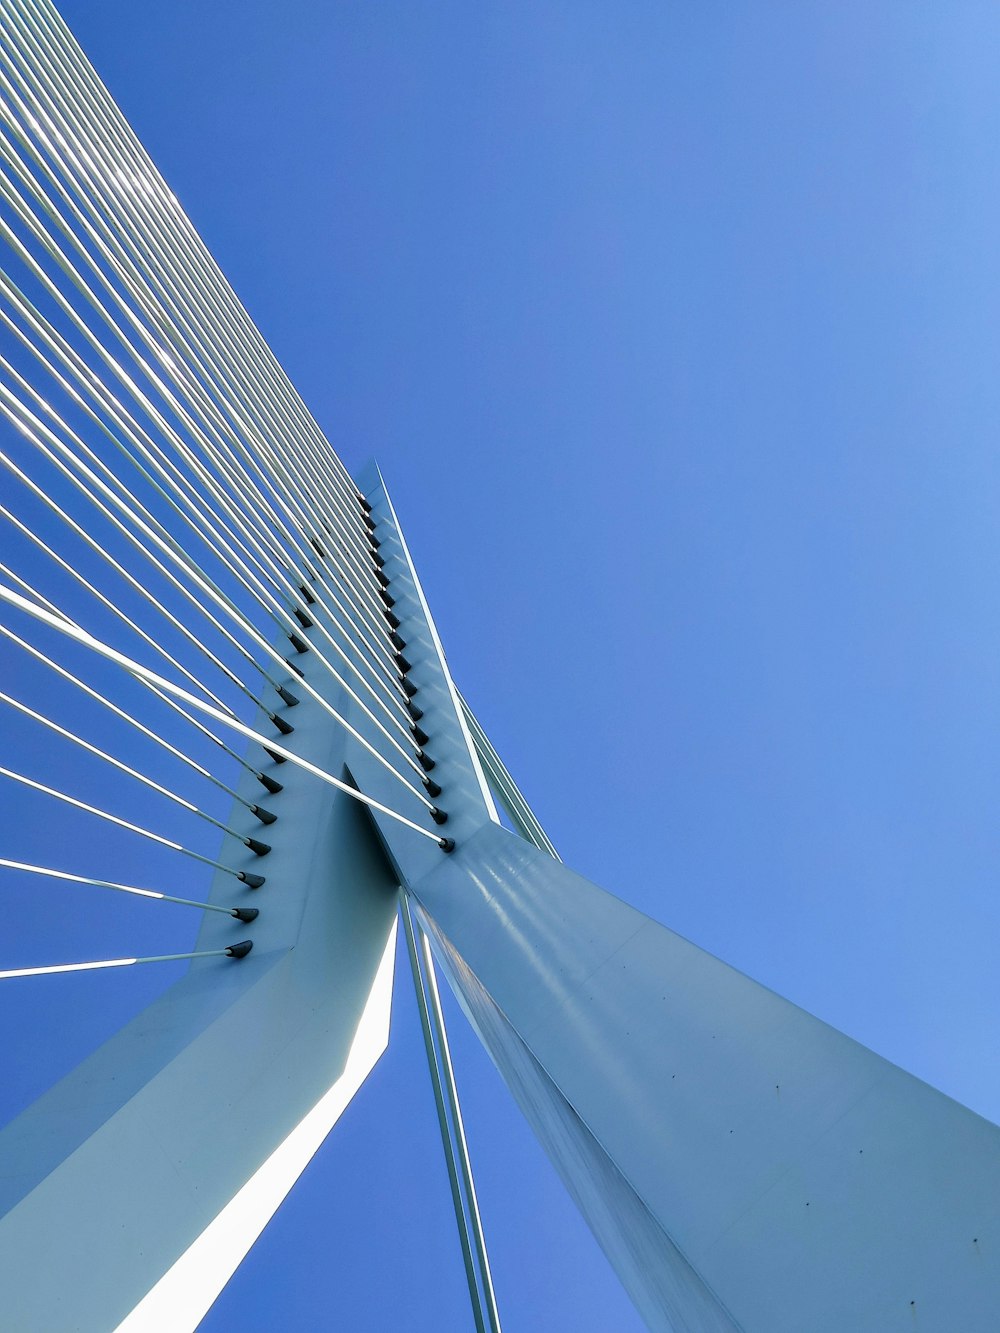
xmin=0 ymin=682 xmax=400 ymax=1332
xmin=403 ymin=820 xmax=1000 ymax=1332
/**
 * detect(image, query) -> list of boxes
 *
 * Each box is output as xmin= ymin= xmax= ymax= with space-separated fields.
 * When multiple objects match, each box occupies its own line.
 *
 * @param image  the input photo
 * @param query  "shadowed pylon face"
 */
xmin=0 ymin=613 xmax=405 ymax=1329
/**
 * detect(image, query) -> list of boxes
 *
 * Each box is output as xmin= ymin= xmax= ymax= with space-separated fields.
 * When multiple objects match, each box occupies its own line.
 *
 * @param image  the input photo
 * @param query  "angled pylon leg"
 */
xmin=350 ymin=462 xmax=1000 ymax=1333
xmin=404 ymin=821 xmax=1000 ymax=1333
xmin=0 ymin=714 xmax=400 ymax=1333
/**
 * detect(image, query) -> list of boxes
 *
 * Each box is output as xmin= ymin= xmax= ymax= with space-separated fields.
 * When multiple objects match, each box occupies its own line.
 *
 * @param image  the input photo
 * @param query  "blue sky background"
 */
xmin=3 ymin=1 xmax=1000 ymax=1328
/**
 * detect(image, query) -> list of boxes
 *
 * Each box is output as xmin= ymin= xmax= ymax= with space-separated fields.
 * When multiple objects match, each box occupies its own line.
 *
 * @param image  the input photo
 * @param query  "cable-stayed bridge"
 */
xmin=0 ymin=2 xmax=998 ymax=1329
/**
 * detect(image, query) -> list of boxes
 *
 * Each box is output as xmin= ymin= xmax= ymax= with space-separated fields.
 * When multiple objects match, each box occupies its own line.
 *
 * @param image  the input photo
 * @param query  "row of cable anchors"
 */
xmin=358 ymin=495 xmax=455 ymax=853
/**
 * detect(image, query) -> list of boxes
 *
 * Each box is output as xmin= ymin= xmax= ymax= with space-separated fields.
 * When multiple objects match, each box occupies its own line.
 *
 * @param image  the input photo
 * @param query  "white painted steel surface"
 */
xmin=359 ymin=468 xmax=1000 ymax=1333
xmin=411 ymin=822 xmax=1000 ymax=1332
xmin=0 ymin=656 xmax=401 ymax=1331
xmin=2 ymin=6 xmax=999 ymax=1328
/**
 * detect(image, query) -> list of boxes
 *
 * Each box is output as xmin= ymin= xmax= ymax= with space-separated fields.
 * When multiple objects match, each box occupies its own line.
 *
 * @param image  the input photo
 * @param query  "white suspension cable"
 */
xmin=0 ymin=282 xmax=411 ymax=731
xmin=0 ymin=287 xmax=416 ymax=735
xmin=1 ymin=1 xmax=386 ymax=633
xmin=0 ymin=5 xmax=454 ymax=872
xmin=0 ymin=111 xmax=392 ymax=667
xmin=0 ymin=18 xmax=413 ymax=730
xmin=0 ymin=943 xmax=254 ymax=981
xmin=0 ymin=501 xmax=234 ymax=716
xmin=0 ymin=620 xmax=272 ymax=819
xmin=0 ymin=858 xmax=260 ymax=920
xmin=16 ymin=0 xmax=372 ymax=524
xmin=0 ymin=764 xmax=271 ymax=880
xmin=0 ymin=441 xmax=261 ymax=720
xmin=0 ymin=524 xmax=432 ymax=810
xmin=0 ymin=561 xmax=277 ymax=800
xmin=0 ymin=583 xmax=453 ymax=846
xmin=0 ymin=688 xmax=275 ymax=843
xmin=0 ymin=393 xmax=290 ymax=721
xmin=144 ymin=683 xmax=285 ymax=795
xmin=0 ymin=313 xmax=428 ymax=780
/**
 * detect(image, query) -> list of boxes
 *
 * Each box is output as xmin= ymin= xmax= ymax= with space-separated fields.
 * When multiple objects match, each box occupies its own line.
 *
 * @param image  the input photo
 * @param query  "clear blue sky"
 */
xmin=3 ymin=2 xmax=1000 ymax=1328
